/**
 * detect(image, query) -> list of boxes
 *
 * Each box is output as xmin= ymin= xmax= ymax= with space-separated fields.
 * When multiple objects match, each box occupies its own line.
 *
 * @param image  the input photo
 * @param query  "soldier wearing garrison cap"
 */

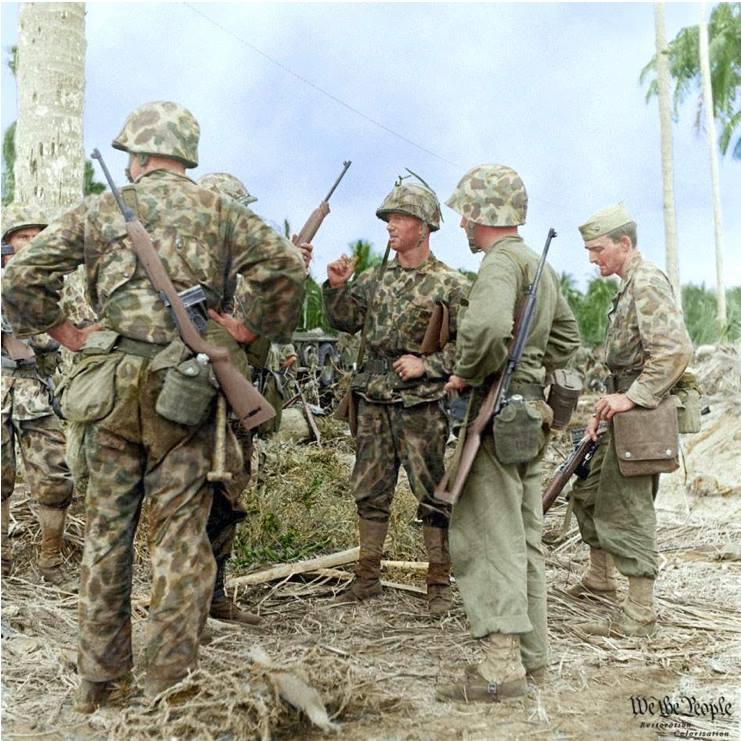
xmin=2 ymin=101 xmax=305 ymax=710
xmin=436 ymin=164 xmax=580 ymax=703
xmin=323 ymin=175 xmax=469 ymax=616
xmin=569 ymin=203 xmax=692 ymax=638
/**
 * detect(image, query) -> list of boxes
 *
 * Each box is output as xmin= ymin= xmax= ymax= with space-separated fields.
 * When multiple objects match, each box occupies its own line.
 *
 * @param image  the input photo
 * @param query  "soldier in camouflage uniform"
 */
xmin=2 ymin=101 xmax=305 ymax=710
xmin=570 ymin=204 xmax=691 ymax=637
xmin=1 ymin=206 xmax=75 ymax=584
xmin=323 ymin=179 xmax=469 ymax=615
xmin=436 ymin=165 xmax=580 ymax=702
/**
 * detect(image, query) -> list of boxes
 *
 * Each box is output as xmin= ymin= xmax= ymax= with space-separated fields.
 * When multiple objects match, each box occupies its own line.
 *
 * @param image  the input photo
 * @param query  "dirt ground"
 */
xmin=2 ymin=357 xmax=740 ymax=739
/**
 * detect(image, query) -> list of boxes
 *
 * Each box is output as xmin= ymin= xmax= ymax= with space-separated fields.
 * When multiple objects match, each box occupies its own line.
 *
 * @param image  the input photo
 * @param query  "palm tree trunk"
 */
xmin=699 ymin=4 xmax=727 ymax=328
xmin=14 ymin=3 xmax=86 ymax=211
xmin=654 ymin=3 xmax=680 ymax=302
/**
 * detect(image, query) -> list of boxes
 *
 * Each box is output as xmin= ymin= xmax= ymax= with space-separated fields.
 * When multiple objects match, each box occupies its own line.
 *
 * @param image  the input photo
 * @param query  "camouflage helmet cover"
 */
xmin=446 ymin=164 xmax=528 ymax=227
xmin=198 ymin=173 xmax=257 ymax=206
xmin=112 ymin=101 xmax=200 ymax=168
xmin=2 ymin=203 xmax=47 ymax=242
xmin=376 ymin=182 xmax=441 ymax=232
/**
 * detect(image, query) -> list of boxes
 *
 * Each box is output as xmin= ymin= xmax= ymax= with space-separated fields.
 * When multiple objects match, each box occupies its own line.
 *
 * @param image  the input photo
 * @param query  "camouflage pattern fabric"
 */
xmin=446 ymin=165 xmax=528 ymax=227
xmin=376 ymin=183 xmax=441 ymax=231
xmin=1 ymin=203 xmax=47 ymax=241
xmin=2 ymin=169 xmax=305 ymax=343
xmin=604 ymin=252 xmax=692 ymax=408
xmin=2 ymin=168 xmax=304 ymax=685
xmin=323 ymin=253 xmax=469 ymax=406
xmin=570 ymin=250 xmax=691 ymax=579
xmin=112 ymin=100 xmax=200 ymax=168
xmin=448 ymin=234 xmax=579 ymax=671
xmin=352 ymin=398 xmax=450 ymax=527
xmin=198 ymin=173 xmax=257 ymax=206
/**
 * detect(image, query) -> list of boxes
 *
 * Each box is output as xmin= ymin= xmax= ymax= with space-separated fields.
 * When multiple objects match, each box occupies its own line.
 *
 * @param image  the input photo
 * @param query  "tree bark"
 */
xmin=699 ymin=4 xmax=727 ymax=328
xmin=14 ymin=3 xmax=86 ymax=212
xmin=654 ymin=3 xmax=681 ymax=302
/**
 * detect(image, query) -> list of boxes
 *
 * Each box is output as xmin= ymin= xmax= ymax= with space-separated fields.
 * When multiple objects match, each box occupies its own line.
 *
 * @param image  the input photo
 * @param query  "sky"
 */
xmin=1 ymin=1 xmax=739 ymax=292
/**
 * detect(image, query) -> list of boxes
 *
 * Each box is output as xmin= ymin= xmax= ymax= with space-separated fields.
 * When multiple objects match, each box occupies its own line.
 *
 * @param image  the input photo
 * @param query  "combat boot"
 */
xmin=336 ymin=518 xmax=388 ymax=603
xmin=423 ymin=525 xmax=452 ymax=616
xmin=209 ymin=556 xmax=261 ymax=626
xmin=73 ymin=679 xmax=111 ymax=714
xmin=436 ymin=633 xmax=528 ymax=703
xmin=566 ymin=547 xmax=617 ymax=598
xmin=576 ymin=576 xmax=657 ymax=637
xmin=37 ymin=505 xmax=67 ymax=585
xmin=2 ymin=498 xmax=13 ymax=577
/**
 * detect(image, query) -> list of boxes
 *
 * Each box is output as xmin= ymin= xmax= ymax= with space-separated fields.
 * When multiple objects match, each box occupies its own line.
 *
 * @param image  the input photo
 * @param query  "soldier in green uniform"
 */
xmin=1 ymin=206 xmax=76 ymax=584
xmin=569 ymin=203 xmax=691 ymax=637
xmin=435 ymin=165 xmax=580 ymax=702
xmin=323 ymin=179 xmax=469 ymax=615
xmin=2 ymin=101 xmax=305 ymax=710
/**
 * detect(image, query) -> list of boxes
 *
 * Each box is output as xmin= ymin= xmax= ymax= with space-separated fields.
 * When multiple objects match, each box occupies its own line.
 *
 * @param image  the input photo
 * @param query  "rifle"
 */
xmin=91 ymin=148 xmax=275 ymax=432
xmin=294 ymin=161 xmax=351 ymax=246
xmin=434 ymin=228 xmax=558 ymax=506
xmin=542 ymin=429 xmax=604 ymax=514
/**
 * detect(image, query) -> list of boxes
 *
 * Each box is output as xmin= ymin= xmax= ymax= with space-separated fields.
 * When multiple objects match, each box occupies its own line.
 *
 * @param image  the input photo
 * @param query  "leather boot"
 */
xmin=567 ymin=547 xmax=617 ymax=598
xmin=73 ymin=679 xmax=111 ymax=714
xmin=336 ymin=518 xmax=388 ymax=603
xmin=577 ymin=576 xmax=657 ymax=637
xmin=436 ymin=633 xmax=528 ymax=703
xmin=1 ymin=498 xmax=12 ymax=577
xmin=37 ymin=506 xmax=67 ymax=585
xmin=209 ymin=557 xmax=261 ymax=625
xmin=423 ymin=525 xmax=452 ymax=615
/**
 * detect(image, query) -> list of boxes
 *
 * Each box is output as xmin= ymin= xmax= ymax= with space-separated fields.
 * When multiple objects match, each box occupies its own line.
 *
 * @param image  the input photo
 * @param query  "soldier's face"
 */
xmin=386 ymin=213 xmax=425 ymax=252
xmin=585 ymin=235 xmax=631 ymax=277
xmin=7 ymin=227 xmax=42 ymax=256
xmin=459 ymin=216 xmax=482 ymax=253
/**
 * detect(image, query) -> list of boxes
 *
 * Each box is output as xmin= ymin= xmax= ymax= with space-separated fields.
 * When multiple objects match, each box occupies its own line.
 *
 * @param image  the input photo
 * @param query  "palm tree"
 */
xmin=349 ymin=239 xmax=383 ymax=273
xmin=640 ymin=3 xmax=740 ymax=159
xmin=653 ymin=2 xmax=681 ymax=300
xmin=14 ymin=3 xmax=86 ymax=210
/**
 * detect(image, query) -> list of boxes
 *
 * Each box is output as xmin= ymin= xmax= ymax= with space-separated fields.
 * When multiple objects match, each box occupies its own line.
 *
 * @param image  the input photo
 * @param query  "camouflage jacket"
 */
xmin=323 ymin=253 xmax=469 ymax=406
xmin=454 ymin=235 xmax=580 ymax=389
xmin=606 ymin=251 xmax=692 ymax=408
xmin=1 ymin=169 xmax=305 ymax=345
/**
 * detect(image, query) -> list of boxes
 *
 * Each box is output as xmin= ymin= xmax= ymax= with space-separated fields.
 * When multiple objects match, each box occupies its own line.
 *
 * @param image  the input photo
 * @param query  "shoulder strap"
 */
xmin=355 ymin=242 xmax=391 ymax=369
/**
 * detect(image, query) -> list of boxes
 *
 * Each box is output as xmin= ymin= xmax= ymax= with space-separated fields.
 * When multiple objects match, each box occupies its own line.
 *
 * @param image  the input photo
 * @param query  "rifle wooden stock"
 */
xmin=295 ymin=202 xmax=330 ymax=246
xmin=123 ymin=220 xmax=275 ymax=432
xmin=542 ymin=432 xmax=603 ymax=514
xmin=434 ymin=374 xmax=505 ymax=506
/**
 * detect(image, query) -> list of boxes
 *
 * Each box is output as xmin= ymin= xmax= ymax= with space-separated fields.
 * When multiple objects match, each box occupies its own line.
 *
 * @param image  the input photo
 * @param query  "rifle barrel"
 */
xmin=323 ymin=160 xmax=352 ymax=202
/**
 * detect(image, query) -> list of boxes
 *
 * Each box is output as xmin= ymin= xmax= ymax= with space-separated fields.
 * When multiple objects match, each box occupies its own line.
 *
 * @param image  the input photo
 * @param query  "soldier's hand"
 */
xmin=291 ymin=235 xmax=313 ymax=270
xmin=327 ymin=255 xmax=355 ymax=288
xmin=207 ymin=309 xmax=257 ymax=345
xmin=586 ymin=414 xmax=601 ymax=441
xmin=281 ymin=354 xmax=298 ymax=370
xmin=393 ymin=354 xmax=425 ymax=381
xmin=444 ymin=374 xmax=469 ymax=394
xmin=48 ymin=319 xmax=102 ymax=352
xmin=593 ymin=393 xmax=635 ymax=422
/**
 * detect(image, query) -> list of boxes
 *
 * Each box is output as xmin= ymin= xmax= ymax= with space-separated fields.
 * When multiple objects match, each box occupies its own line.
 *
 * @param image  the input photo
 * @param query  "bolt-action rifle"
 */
xmin=542 ymin=428 xmax=605 ymax=514
xmin=293 ymin=161 xmax=351 ymax=246
xmin=91 ymin=148 xmax=275 ymax=432
xmin=434 ymin=228 xmax=558 ymax=506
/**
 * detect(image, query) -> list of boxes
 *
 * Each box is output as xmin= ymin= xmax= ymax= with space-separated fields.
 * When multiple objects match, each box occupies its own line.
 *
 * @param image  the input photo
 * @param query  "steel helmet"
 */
xmin=446 ymin=164 xmax=527 ymax=226
xmin=376 ymin=182 xmax=442 ymax=232
xmin=2 ymin=204 xmax=47 ymax=242
xmin=112 ymin=101 xmax=200 ymax=168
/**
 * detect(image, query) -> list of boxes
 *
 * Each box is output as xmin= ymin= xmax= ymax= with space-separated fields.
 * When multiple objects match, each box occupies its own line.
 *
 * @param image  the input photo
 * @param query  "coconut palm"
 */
xmin=640 ymin=3 xmax=740 ymax=159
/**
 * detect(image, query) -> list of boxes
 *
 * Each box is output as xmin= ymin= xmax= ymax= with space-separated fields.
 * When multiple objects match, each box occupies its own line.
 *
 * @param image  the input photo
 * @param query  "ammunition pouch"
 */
xmin=612 ymin=397 xmax=679 ymax=477
xmin=58 ymin=330 xmax=122 ymax=423
xmin=155 ymin=355 xmax=217 ymax=427
xmin=547 ymin=369 xmax=582 ymax=430
xmin=492 ymin=392 xmax=547 ymax=466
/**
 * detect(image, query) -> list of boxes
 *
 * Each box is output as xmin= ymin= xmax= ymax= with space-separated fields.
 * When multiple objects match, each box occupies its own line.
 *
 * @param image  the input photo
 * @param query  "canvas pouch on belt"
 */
xmin=612 ymin=396 xmax=680 ymax=477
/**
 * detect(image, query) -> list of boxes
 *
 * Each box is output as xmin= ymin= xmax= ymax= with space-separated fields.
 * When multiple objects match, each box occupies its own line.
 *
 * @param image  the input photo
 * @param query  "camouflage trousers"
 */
xmin=77 ymin=356 xmax=216 ymax=684
xmin=570 ymin=427 xmax=659 ymax=578
xmin=352 ymin=399 xmax=450 ymax=527
xmin=1 ymin=410 xmax=73 ymax=509
xmin=449 ymin=430 xmax=548 ymax=673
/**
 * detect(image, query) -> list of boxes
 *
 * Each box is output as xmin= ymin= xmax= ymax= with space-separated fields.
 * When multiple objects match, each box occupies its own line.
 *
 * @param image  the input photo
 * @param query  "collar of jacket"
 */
xmin=134 ymin=169 xmax=197 ymax=186
xmin=619 ymin=250 xmax=643 ymax=286
xmin=388 ymin=251 xmax=439 ymax=273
